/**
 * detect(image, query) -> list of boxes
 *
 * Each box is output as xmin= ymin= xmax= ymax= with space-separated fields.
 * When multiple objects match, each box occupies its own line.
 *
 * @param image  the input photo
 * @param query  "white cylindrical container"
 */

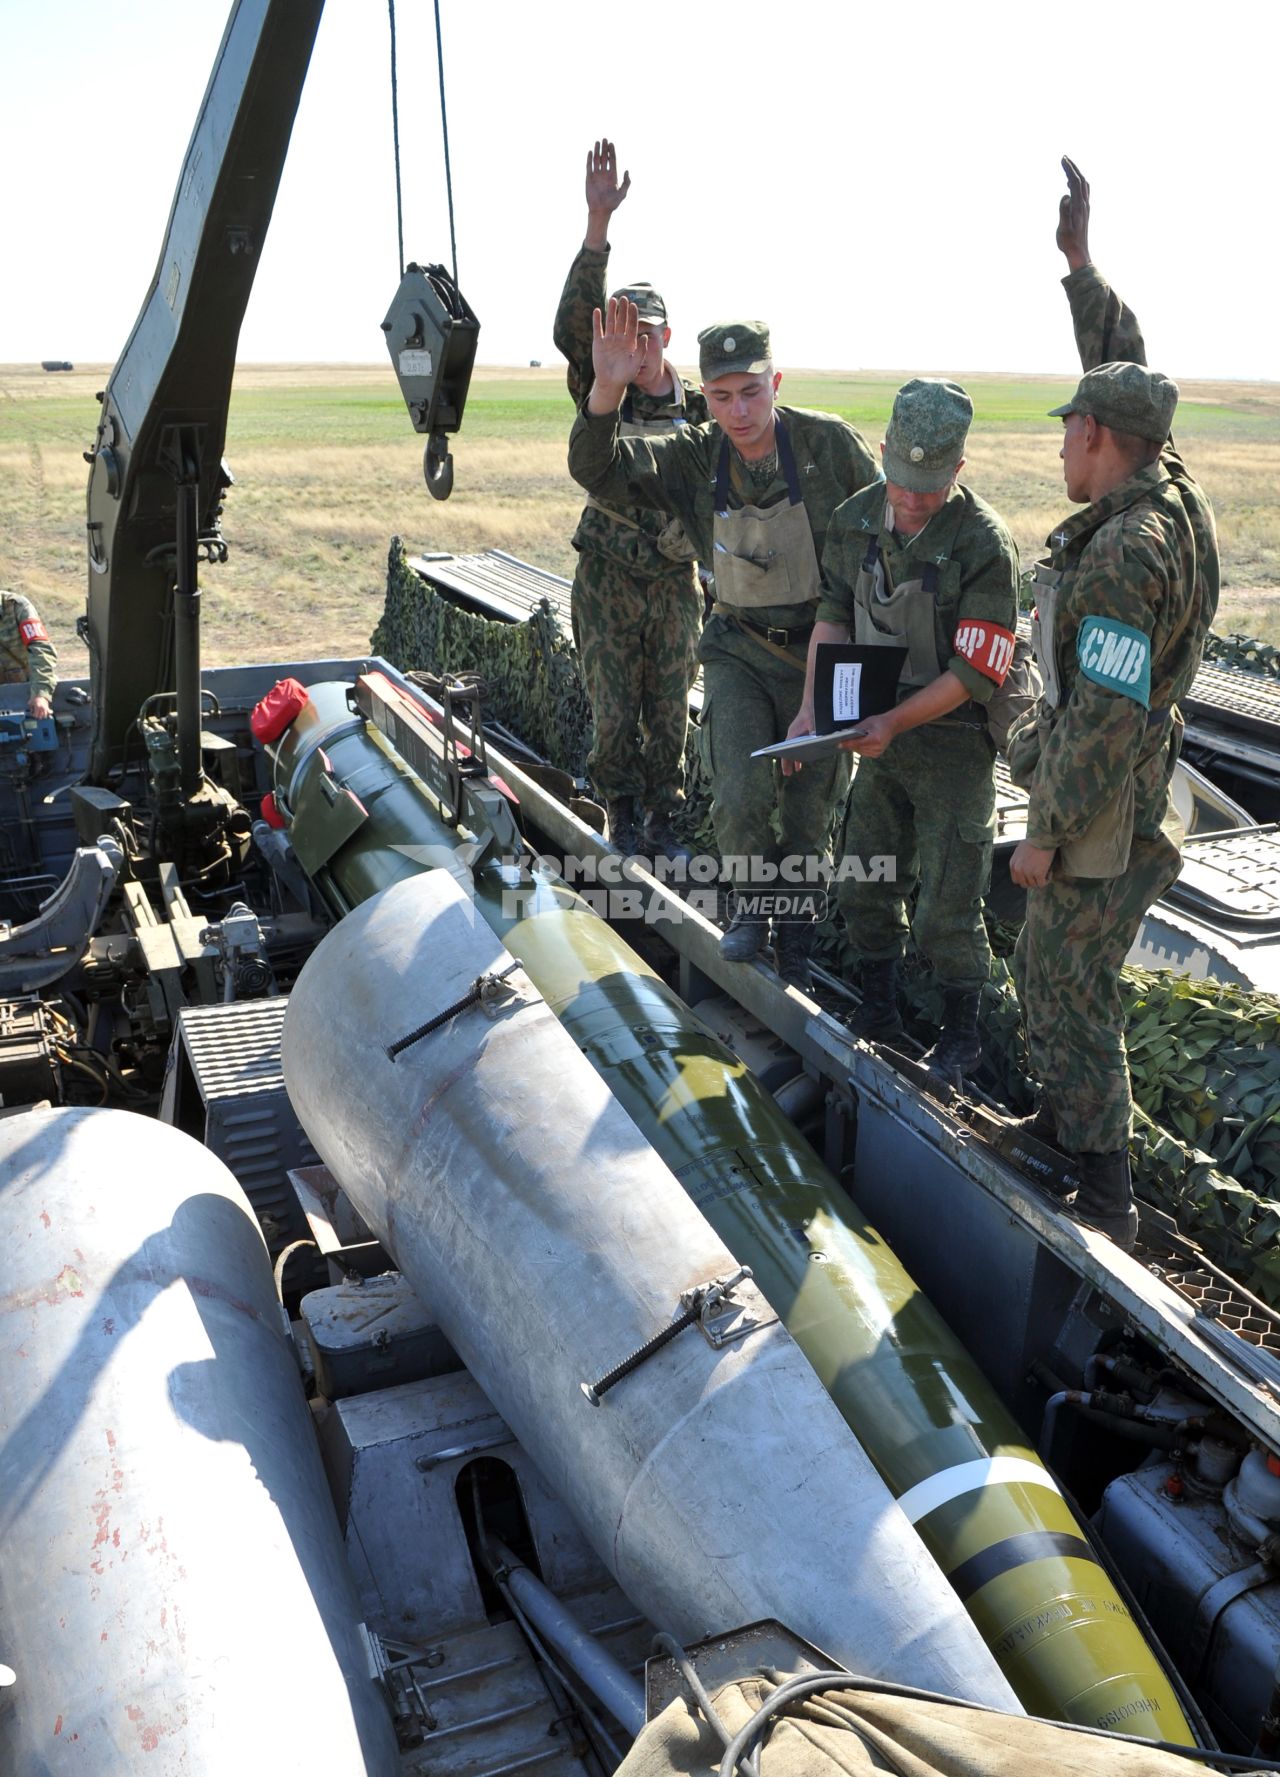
xmin=0 ymin=1106 xmax=398 ymax=1775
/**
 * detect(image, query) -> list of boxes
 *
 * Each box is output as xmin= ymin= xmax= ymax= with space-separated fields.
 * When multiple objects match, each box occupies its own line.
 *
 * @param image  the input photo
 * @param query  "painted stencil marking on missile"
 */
xmin=261 ymin=673 xmax=1192 ymax=1740
xmin=282 ymin=869 xmax=1019 ymax=1709
xmin=0 ymin=1106 xmax=399 ymax=1776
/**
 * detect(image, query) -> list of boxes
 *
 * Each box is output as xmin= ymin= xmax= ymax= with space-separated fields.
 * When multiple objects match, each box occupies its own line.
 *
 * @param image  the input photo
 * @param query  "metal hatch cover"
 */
xmin=1166 ymin=825 xmax=1280 ymax=929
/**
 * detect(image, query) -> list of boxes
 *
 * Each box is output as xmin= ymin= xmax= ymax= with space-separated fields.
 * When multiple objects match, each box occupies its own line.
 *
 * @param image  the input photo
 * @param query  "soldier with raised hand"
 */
xmin=568 ymin=298 xmax=879 ymax=985
xmin=0 ymin=589 xmax=58 ymax=718
xmin=553 ymin=139 xmax=707 ymax=863
xmin=1006 ymin=158 xmax=1219 ymax=1249
xmin=788 ymin=379 xmax=1020 ymax=1075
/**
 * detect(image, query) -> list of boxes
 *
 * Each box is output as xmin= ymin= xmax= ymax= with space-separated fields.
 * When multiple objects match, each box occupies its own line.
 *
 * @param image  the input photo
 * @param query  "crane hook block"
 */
xmin=382 ymin=263 xmax=480 ymax=502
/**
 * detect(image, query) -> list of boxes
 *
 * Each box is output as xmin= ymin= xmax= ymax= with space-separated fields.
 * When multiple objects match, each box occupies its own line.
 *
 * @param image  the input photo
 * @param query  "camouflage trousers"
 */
xmin=570 ymin=549 xmax=701 ymax=812
xmin=1014 ymin=827 xmax=1181 ymax=1153
xmin=699 ymin=614 xmax=850 ymax=896
xmin=839 ymin=723 xmax=996 ymax=991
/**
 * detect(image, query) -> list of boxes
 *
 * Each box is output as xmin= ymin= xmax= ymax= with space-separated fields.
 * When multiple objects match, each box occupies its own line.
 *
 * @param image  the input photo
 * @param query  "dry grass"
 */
xmin=2 ymin=361 xmax=1277 ymax=679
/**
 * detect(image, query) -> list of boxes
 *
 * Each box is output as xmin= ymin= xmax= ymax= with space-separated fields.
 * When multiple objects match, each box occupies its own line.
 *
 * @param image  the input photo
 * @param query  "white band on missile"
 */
xmin=898 ymin=1457 xmax=1063 ymax=1525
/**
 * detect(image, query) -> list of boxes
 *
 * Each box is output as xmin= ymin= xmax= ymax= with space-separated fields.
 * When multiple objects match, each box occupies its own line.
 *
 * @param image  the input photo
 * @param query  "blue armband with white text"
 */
xmin=1076 ymin=615 xmax=1151 ymax=708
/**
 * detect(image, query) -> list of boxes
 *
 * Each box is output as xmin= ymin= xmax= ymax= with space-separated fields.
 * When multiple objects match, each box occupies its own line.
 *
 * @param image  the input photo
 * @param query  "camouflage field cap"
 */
xmin=611 ymin=282 xmax=668 ymax=326
xmin=697 ymin=321 xmax=771 ymax=382
xmin=882 ymin=378 xmax=973 ymax=493
xmin=1049 ymin=361 xmax=1178 ymax=444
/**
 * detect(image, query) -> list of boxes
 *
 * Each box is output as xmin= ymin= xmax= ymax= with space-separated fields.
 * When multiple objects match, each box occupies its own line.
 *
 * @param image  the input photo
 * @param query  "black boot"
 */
xmin=642 ymin=807 xmax=693 ymax=866
xmin=606 ymin=797 xmax=642 ymax=857
xmin=997 ymin=1096 xmax=1078 ymax=1202
xmin=924 ymin=989 xmax=982 ymax=1081
xmin=772 ymin=920 xmax=812 ymax=990
xmin=1071 ymin=1149 xmax=1138 ymax=1252
xmin=846 ymin=959 xmax=904 ymax=1041
xmin=720 ymin=905 xmax=769 ymax=962
xmin=1008 ymin=1096 xmax=1059 ymax=1143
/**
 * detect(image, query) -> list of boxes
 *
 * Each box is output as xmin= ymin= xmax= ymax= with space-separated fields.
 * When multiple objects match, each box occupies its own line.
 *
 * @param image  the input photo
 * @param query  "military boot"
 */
xmin=1007 ymin=1096 xmax=1059 ymax=1144
xmin=642 ymin=807 xmax=693 ymax=867
xmin=772 ymin=921 xmax=812 ymax=991
xmin=606 ymin=797 xmax=642 ymax=858
xmin=720 ymin=905 xmax=769 ymax=963
xmin=924 ymin=989 xmax=982 ymax=1082
xmin=846 ymin=959 xmax=904 ymax=1042
xmin=1071 ymin=1149 xmax=1138 ymax=1252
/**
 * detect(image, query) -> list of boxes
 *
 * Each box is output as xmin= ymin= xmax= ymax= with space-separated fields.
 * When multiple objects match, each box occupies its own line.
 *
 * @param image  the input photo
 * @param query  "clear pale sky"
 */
xmin=4 ymin=0 xmax=1275 ymax=380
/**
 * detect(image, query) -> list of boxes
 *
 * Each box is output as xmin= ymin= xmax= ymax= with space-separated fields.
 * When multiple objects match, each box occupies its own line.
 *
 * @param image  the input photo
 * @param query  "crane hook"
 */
xmin=424 ymin=433 xmax=454 ymax=501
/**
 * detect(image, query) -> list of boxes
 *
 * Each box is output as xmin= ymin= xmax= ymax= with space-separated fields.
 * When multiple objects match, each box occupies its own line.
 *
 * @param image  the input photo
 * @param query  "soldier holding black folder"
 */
xmin=788 ymin=379 xmax=1020 ymax=1075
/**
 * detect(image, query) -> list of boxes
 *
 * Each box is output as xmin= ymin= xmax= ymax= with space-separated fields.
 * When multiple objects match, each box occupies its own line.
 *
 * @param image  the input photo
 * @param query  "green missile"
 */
xmin=260 ymin=673 xmax=1192 ymax=1741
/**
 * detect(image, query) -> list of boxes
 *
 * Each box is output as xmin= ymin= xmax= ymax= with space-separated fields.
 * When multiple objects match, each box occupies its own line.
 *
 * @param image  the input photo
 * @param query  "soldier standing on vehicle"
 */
xmin=568 ymin=299 xmax=879 ymax=985
xmin=0 ymin=589 xmax=58 ymax=718
xmin=1006 ymin=159 xmax=1219 ymax=1249
xmin=787 ymin=379 xmax=1020 ymax=1075
xmin=554 ymin=140 xmax=708 ymax=863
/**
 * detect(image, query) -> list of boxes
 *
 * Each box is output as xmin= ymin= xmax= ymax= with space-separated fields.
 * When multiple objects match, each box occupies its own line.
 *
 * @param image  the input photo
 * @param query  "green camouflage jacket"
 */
xmin=817 ymin=483 xmax=1020 ymax=706
xmin=554 ymin=243 xmax=708 ymax=577
xmin=0 ymin=591 xmax=58 ymax=699
xmin=1062 ymin=264 xmax=1218 ymax=627
xmin=1024 ymin=268 xmax=1219 ymax=852
xmin=568 ymin=403 xmax=880 ymax=629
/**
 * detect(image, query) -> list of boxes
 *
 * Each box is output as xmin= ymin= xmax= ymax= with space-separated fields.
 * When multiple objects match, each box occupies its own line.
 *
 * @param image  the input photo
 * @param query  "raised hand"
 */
xmin=1056 ymin=156 xmax=1092 ymax=273
xmin=588 ymin=297 xmax=648 ymax=408
xmin=585 ymin=139 xmax=631 ymax=218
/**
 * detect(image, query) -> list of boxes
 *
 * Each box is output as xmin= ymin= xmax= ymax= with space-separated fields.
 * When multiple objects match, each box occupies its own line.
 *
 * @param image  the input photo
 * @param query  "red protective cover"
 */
xmin=251 ymin=678 xmax=310 ymax=743
xmin=259 ymin=792 xmax=286 ymax=830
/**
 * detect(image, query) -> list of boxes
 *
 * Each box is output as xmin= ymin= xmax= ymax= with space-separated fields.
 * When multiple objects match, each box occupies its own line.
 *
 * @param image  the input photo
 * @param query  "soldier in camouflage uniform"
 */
xmin=0 ymin=589 xmax=58 ymax=718
xmin=554 ymin=140 xmax=708 ymax=860
xmin=791 ymin=380 xmax=1020 ymax=1072
xmin=569 ymin=300 xmax=879 ymax=984
xmin=1008 ymin=160 xmax=1218 ymax=1249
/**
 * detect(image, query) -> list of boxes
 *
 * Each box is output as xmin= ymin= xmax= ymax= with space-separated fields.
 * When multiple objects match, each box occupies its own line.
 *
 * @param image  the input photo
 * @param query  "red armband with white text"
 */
xmin=18 ymin=618 xmax=49 ymax=647
xmin=952 ymin=619 xmax=1015 ymax=685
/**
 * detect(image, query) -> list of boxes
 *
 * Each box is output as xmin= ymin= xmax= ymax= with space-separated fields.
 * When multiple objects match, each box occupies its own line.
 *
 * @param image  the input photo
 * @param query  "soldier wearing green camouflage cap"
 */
xmin=1048 ymin=361 xmax=1179 ymax=443
xmin=0 ymin=589 xmax=58 ymax=718
xmin=569 ymin=295 xmax=879 ymax=988
xmin=1006 ymin=158 xmax=1219 ymax=1250
xmin=697 ymin=321 xmax=772 ymax=381
xmin=553 ymin=139 xmax=708 ymax=863
xmin=788 ymin=379 xmax=1020 ymax=1073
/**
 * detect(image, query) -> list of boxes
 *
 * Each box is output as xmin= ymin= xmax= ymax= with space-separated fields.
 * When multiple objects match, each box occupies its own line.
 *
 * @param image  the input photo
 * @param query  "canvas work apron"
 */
xmin=850 ymin=516 xmax=944 ymax=691
xmin=710 ymin=420 xmax=821 ymax=612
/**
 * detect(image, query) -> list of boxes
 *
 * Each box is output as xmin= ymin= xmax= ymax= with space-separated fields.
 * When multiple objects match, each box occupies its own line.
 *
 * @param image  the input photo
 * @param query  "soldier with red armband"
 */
xmin=0 ymin=589 xmax=58 ymax=719
xmin=790 ymin=379 xmax=1021 ymax=1075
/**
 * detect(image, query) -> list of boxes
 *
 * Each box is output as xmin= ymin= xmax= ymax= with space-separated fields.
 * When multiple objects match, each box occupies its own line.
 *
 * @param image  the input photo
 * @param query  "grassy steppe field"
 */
xmin=3 ymin=361 xmax=1277 ymax=679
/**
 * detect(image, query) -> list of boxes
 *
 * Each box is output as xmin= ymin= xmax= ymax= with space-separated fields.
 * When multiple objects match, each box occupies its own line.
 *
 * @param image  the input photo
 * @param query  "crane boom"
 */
xmin=83 ymin=0 xmax=325 ymax=782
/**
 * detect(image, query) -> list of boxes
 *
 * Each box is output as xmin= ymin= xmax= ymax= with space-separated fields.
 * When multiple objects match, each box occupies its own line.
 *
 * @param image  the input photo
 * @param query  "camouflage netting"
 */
xmin=374 ymin=541 xmax=1280 ymax=1301
xmin=1202 ymin=631 xmax=1280 ymax=677
xmin=963 ymin=960 xmax=1280 ymax=1305
xmin=373 ymin=539 xmax=720 ymax=850
xmin=373 ymin=539 xmax=596 ymax=780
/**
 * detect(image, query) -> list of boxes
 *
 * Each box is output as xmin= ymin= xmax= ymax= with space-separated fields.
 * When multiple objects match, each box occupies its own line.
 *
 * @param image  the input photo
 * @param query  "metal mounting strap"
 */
xmin=580 ymin=1267 xmax=754 ymax=1406
xmin=386 ymin=960 xmax=521 ymax=1060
